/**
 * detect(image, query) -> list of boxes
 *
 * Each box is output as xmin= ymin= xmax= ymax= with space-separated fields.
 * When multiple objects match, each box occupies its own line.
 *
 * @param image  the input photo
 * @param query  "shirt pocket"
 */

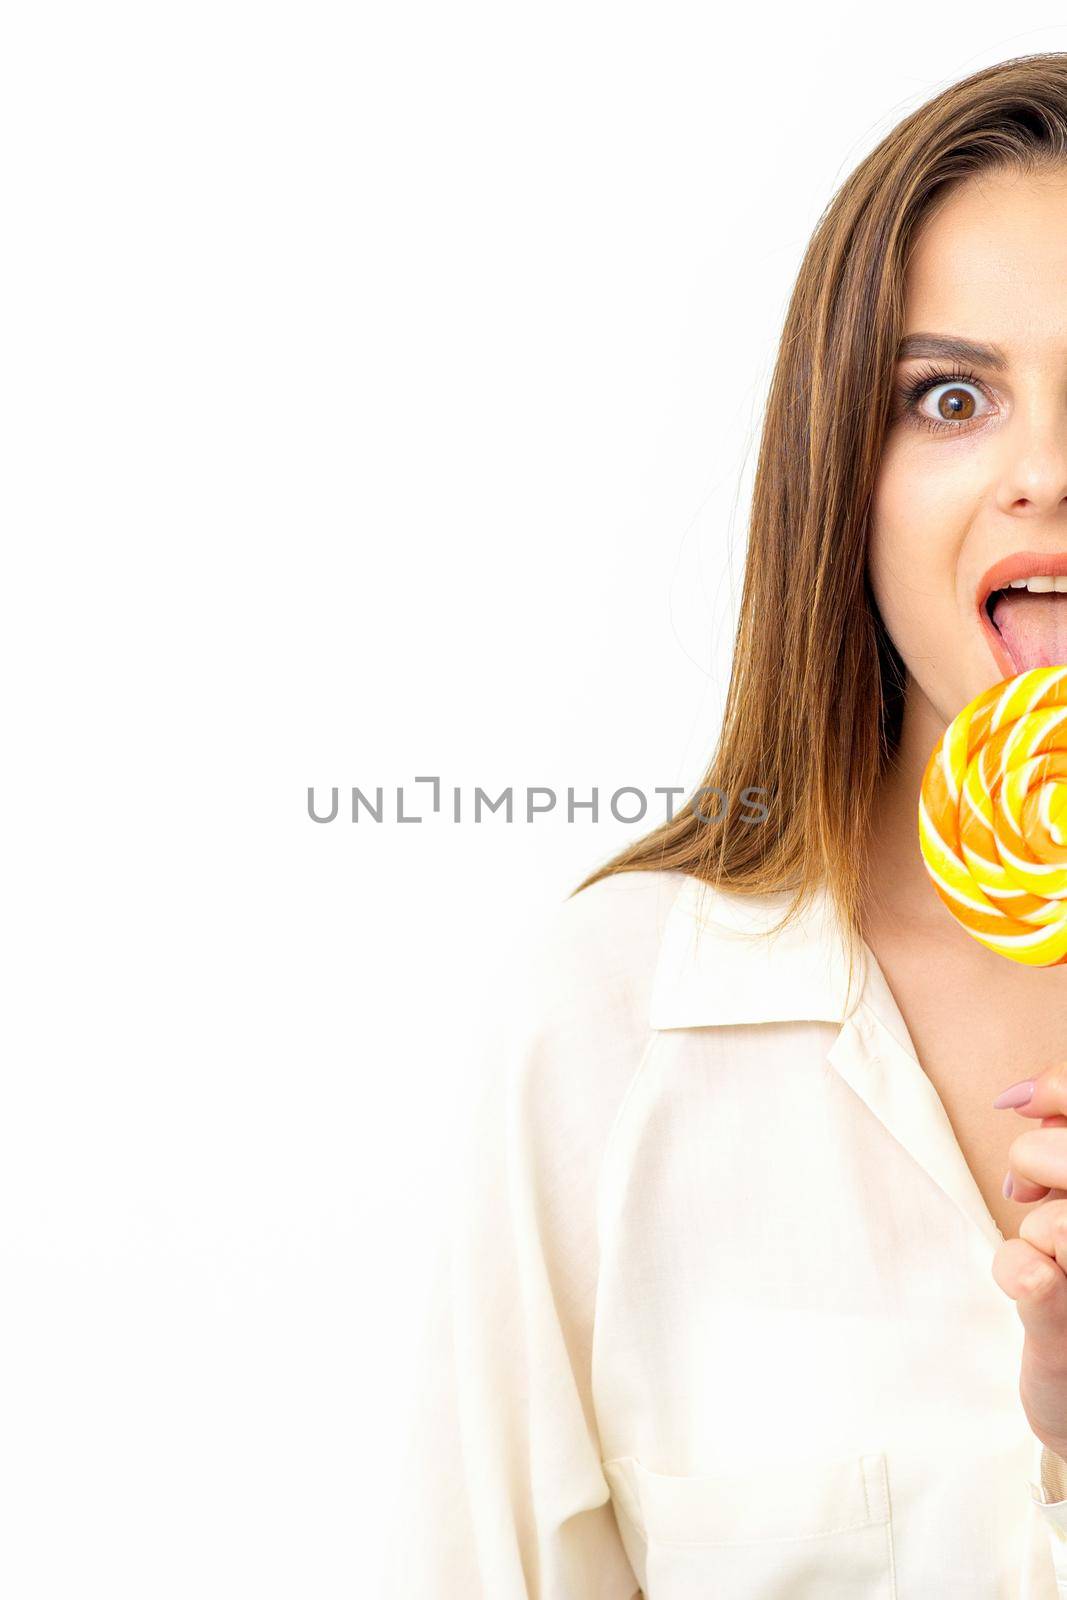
xmin=602 ymin=1450 xmax=895 ymax=1599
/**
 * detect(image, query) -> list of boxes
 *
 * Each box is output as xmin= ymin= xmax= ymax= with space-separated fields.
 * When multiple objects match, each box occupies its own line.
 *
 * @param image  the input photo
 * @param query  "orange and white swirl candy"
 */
xmin=918 ymin=665 xmax=1067 ymax=966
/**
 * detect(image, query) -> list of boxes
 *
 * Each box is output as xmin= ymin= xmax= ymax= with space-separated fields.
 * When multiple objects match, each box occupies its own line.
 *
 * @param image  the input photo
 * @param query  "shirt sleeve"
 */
xmin=1027 ymin=1434 xmax=1067 ymax=1591
xmin=381 ymin=874 xmax=672 ymax=1598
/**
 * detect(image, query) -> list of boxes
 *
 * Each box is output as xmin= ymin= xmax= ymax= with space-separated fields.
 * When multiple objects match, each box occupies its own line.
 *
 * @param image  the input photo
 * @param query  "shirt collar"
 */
xmin=644 ymin=874 xmax=1011 ymax=1253
xmin=648 ymin=872 xmax=867 ymax=1030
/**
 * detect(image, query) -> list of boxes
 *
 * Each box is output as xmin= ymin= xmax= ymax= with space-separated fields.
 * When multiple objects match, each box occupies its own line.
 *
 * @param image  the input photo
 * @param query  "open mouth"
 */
xmin=978 ymin=560 xmax=1067 ymax=676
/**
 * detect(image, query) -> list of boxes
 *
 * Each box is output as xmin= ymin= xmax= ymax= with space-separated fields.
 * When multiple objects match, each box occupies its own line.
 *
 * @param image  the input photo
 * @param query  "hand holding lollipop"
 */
xmin=920 ymin=666 xmax=1067 ymax=1459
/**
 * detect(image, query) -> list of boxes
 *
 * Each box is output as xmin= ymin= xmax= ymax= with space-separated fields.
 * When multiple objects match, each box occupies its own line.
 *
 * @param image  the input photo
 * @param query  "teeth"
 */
xmin=1000 ymin=575 xmax=1067 ymax=593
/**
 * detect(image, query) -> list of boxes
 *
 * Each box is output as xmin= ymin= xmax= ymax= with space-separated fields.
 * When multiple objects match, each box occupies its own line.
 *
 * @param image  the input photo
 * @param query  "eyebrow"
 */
xmin=895 ymin=332 xmax=1008 ymax=370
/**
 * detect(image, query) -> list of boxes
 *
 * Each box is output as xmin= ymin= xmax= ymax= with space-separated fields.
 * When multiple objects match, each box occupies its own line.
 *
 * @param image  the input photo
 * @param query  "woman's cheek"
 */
xmin=867 ymin=456 xmax=967 ymax=688
xmin=872 ymin=426 xmax=985 ymax=573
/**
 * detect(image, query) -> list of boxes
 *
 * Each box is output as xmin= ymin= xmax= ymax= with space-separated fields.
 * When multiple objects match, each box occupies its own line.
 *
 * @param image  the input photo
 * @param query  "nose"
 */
xmin=995 ymin=395 xmax=1067 ymax=517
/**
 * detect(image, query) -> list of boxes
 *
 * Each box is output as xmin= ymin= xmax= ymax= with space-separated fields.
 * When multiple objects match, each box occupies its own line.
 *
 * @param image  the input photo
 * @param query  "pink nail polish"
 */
xmin=993 ymin=1079 xmax=1035 ymax=1110
xmin=1003 ymin=1171 xmax=1015 ymax=1199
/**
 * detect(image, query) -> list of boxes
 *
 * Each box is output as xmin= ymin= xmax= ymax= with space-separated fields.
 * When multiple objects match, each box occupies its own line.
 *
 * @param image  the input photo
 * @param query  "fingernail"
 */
xmin=1003 ymin=1170 xmax=1015 ymax=1199
xmin=993 ymin=1079 xmax=1035 ymax=1110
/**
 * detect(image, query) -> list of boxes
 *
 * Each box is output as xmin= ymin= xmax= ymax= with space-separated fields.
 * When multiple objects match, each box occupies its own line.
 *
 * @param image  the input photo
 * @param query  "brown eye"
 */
xmin=933 ymin=385 xmax=976 ymax=420
xmin=895 ymin=365 xmax=994 ymax=433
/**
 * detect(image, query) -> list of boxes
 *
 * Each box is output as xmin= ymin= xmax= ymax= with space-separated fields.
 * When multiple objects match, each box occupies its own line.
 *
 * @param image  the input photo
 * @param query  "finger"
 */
xmin=1011 ymin=1174 xmax=1053 ymax=1204
xmin=992 ymin=1237 xmax=1067 ymax=1342
xmin=1008 ymin=1129 xmax=1067 ymax=1196
xmin=1015 ymin=1179 xmax=1067 ymax=1204
xmin=1019 ymin=1199 xmax=1067 ymax=1272
xmin=1014 ymin=1255 xmax=1067 ymax=1350
xmin=1007 ymin=1119 xmax=1067 ymax=1203
xmin=994 ymin=1065 xmax=1067 ymax=1118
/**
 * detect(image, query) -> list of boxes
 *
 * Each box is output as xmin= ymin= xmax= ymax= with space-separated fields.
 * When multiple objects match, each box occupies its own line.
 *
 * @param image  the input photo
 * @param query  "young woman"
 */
xmin=385 ymin=53 xmax=1067 ymax=1598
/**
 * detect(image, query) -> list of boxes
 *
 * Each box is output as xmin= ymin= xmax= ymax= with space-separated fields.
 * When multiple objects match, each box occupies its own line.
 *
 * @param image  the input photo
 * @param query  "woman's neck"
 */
xmin=862 ymin=681 xmax=958 ymax=937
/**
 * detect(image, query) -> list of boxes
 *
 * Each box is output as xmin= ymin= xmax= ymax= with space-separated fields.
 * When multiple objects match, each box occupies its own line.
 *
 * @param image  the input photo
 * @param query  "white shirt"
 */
xmin=383 ymin=866 xmax=1067 ymax=1598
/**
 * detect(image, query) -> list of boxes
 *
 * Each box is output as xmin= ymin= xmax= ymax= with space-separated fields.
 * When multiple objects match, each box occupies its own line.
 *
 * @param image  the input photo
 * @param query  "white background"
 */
xmin=4 ymin=6 xmax=1066 ymax=1594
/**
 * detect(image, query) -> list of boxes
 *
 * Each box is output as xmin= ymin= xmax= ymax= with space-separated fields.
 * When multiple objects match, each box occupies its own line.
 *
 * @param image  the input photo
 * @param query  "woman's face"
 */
xmin=869 ymin=164 xmax=1067 ymax=738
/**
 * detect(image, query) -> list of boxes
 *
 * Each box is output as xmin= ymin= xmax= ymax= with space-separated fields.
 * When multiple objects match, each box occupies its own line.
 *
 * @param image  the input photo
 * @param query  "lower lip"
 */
xmin=978 ymin=597 xmax=1021 ymax=679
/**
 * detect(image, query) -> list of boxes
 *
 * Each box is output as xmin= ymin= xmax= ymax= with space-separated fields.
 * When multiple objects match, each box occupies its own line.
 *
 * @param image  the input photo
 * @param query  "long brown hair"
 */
xmin=572 ymin=52 xmax=1067 ymax=979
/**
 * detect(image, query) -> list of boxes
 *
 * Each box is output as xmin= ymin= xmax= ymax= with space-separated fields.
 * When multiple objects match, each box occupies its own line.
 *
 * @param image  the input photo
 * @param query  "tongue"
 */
xmin=990 ymin=590 xmax=1067 ymax=670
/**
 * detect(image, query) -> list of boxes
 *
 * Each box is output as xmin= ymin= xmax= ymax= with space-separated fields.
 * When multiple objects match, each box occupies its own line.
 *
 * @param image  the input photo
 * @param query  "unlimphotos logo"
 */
xmin=307 ymin=779 xmax=770 ymax=826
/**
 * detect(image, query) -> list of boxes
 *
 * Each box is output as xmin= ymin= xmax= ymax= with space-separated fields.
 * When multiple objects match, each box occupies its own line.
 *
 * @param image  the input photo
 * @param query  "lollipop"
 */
xmin=918 ymin=665 xmax=1067 ymax=966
